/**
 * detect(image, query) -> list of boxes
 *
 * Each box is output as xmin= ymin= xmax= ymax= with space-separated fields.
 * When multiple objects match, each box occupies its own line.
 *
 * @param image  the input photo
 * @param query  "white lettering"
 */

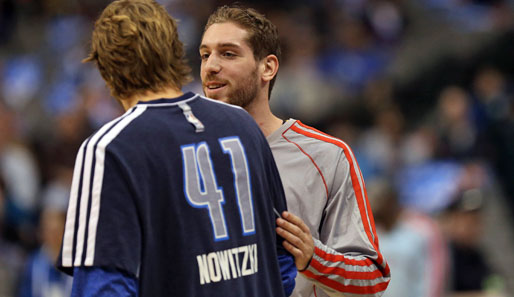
xmin=254 ymin=244 xmax=258 ymax=273
xmin=240 ymin=246 xmax=252 ymax=276
xmin=207 ymin=252 xmax=222 ymax=282
xmin=227 ymin=249 xmax=238 ymax=278
xmin=249 ymin=244 xmax=256 ymax=273
xmin=232 ymin=247 xmax=241 ymax=277
xmin=196 ymin=255 xmax=210 ymax=285
xmin=216 ymin=250 xmax=231 ymax=280
xmin=196 ymin=244 xmax=259 ymax=285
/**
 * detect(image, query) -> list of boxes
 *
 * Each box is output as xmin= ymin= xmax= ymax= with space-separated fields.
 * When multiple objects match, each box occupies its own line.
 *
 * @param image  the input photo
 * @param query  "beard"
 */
xmin=204 ymin=67 xmax=259 ymax=109
xmin=227 ymin=67 xmax=259 ymax=109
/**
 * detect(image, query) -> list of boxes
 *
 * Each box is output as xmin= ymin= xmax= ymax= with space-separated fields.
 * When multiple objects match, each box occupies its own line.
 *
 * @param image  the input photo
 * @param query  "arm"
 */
xmin=276 ymin=211 xmax=314 ymax=271
xmin=278 ymin=149 xmax=390 ymax=297
xmin=71 ymin=267 xmax=138 ymax=297
xmin=309 ymin=150 xmax=390 ymax=297
xmin=262 ymin=134 xmax=297 ymax=296
xmin=57 ymin=138 xmax=141 ymax=279
xmin=270 ymin=170 xmax=298 ymax=296
xmin=278 ymin=254 xmax=297 ymax=296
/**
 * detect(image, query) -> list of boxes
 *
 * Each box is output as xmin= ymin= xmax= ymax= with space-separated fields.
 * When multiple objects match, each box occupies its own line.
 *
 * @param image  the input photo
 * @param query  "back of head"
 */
xmin=204 ymin=5 xmax=281 ymax=96
xmin=85 ymin=0 xmax=192 ymax=99
xmin=366 ymin=178 xmax=402 ymax=231
xmin=0 ymin=174 xmax=4 ymax=226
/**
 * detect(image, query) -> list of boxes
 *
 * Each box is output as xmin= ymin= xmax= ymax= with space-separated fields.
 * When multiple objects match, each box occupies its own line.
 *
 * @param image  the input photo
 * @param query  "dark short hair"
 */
xmin=204 ymin=5 xmax=281 ymax=98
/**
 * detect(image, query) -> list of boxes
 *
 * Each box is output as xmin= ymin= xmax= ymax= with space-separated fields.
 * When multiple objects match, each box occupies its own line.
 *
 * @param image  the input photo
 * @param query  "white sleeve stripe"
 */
xmin=306 ymin=265 xmax=390 ymax=286
xmin=292 ymin=123 xmax=376 ymax=244
xmin=61 ymin=140 xmax=87 ymax=267
xmin=84 ymin=105 xmax=147 ymax=265
xmin=73 ymin=137 xmax=95 ymax=266
xmin=66 ymin=107 xmax=141 ymax=267
xmin=74 ymin=112 xmax=132 ymax=266
xmin=312 ymin=253 xmax=378 ymax=272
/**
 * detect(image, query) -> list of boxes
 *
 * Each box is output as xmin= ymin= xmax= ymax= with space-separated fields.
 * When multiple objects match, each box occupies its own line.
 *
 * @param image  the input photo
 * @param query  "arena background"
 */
xmin=0 ymin=0 xmax=513 ymax=296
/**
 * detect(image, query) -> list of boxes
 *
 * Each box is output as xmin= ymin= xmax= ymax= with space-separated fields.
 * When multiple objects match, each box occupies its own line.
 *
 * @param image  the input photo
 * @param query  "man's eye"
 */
xmin=200 ymin=53 xmax=209 ymax=60
xmin=223 ymin=52 xmax=236 ymax=57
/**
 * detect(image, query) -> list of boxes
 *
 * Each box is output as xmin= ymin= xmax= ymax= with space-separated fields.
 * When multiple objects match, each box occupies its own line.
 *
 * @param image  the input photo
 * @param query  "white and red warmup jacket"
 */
xmin=267 ymin=119 xmax=391 ymax=297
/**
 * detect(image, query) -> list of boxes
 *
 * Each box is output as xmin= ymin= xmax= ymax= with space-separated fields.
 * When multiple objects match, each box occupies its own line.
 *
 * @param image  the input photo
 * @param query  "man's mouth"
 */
xmin=207 ymin=83 xmax=225 ymax=90
xmin=205 ymin=82 xmax=227 ymax=90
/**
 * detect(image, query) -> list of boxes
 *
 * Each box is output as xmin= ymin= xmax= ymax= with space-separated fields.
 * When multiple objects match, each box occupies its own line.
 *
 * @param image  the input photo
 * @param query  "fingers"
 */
xmin=278 ymin=229 xmax=313 ymax=271
xmin=281 ymin=211 xmax=310 ymax=234
xmin=276 ymin=211 xmax=315 ymax=271
xmin=282 ymin=239 xmax=302 ymax=257
xmin=275 ymin=212 xmax=312 ymax=249
xmin=276 ymin=217 xmax=304 ymax=240
xmin=276 ymin=224 xmax=305 ymax=249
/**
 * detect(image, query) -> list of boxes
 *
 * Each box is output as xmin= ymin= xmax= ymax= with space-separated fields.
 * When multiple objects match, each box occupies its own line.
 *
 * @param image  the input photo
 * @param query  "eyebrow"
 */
xmin=199 ymin=42 xmax=242 ymax=51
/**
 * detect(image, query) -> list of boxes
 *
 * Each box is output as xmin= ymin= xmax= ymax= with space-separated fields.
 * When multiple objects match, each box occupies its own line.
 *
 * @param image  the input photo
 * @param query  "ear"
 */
xmin=260 ymin=54 xmax=279 ymax=84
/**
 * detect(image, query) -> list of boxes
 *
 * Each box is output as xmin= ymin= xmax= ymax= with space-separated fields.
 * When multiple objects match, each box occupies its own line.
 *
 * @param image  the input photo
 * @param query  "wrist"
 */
xmin=298 ymin=255 xmax=313 ymax=272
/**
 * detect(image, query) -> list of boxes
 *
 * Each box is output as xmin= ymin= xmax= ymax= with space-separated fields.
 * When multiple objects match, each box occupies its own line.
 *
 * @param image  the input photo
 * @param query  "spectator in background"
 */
xmin=440 ymin=189 xmax=493 ymax=293
xmin=471 ymin=67 xmax=514 ymax=219
xmin=0 ymin=100 xmax=40 ymax=250
xmin=318 ymin=12 xmax=390 ymax=95
xmin=18 ymin=136 xmax=75 ymax=297
xmin=269 ymin=8 xmax=339 ymax=123
xmin=356 ymin=103 xmax=404 ymax=178
xmin=420 ymin=0 xmax=513 ymax=31
xmin=0 ymin=173 xmax=26 ymax=297
xmin=433 ymin=86 xmax=477 ymax=159
xmin=367 ymin=178 xmax=448 ymax=297
xmin=472 ymin=67 xmax=511 ymax=125
xmin=18 ymin=184 xmax=72 ymax=297
xmin=34 ymin=100 xmax=93 ymax=188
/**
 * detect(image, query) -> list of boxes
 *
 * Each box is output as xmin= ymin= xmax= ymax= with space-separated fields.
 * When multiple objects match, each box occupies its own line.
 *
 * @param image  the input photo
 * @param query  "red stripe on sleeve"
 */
xmin=281 ymin=122 xmax=329 ymax=200
xmin=314 ymin=247 xmax=374 ymax=266
xmin=309 ymin=257 xmax=385 ymax=280
xmin=291 ymin=122 xmax=389 ymax=274
xmin=302 ymin=270 xmax=390 ymax=294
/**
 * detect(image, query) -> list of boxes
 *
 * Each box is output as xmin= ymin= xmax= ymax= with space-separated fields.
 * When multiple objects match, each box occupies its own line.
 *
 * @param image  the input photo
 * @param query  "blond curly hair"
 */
xmin=84 ymin=0 xmax=192 ymax=99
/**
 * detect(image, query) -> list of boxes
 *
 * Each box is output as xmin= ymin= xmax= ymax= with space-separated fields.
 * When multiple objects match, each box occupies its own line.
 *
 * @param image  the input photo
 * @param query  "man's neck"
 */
xmin=245 ymin=96 xmax=283 ymax=137
xmin=120 ymin=87 xmax=183 ymax=111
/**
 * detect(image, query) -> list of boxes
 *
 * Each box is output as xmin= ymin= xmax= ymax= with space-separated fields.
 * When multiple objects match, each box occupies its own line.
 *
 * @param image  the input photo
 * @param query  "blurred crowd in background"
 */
xmin=0 ymin=0 xmax=513 ymax=297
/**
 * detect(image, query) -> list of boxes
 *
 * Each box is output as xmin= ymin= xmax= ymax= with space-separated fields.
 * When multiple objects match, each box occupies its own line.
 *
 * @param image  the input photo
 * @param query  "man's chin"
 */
xmin=206 ymin=94 xmax=230 ymax=103
xmin=204 ymin=92 xmax=220 ymax=100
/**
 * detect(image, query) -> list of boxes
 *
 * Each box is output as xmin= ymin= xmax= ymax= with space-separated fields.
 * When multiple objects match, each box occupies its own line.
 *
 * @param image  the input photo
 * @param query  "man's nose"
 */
xmin=204 ymin=55 xmax=221 ymax=74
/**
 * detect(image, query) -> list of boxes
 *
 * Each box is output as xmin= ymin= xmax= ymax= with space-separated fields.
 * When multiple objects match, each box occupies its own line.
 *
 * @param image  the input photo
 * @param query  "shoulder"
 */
xmin=282 ymin=120 xmax=354 ymax=160
xmin=77 ymin=106 xmax=147 ymax=157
